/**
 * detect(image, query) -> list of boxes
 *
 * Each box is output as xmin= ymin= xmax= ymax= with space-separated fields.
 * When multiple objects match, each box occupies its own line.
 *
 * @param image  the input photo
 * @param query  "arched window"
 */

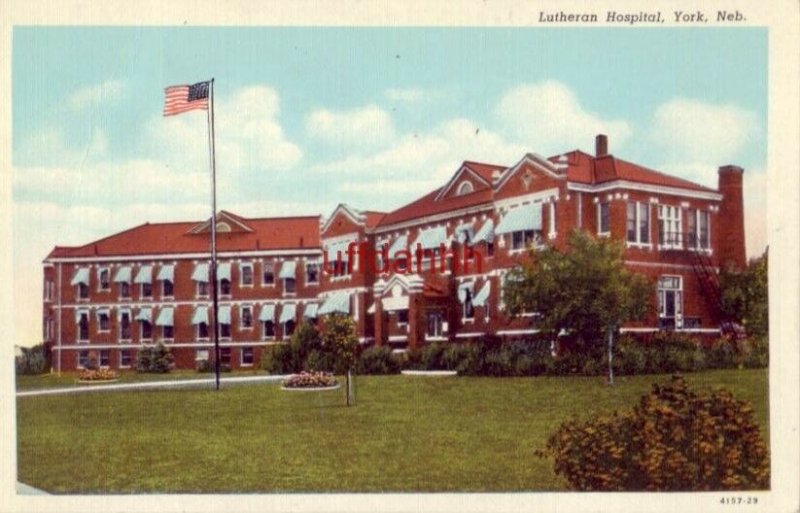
xmin=216 ymin=222 xmax=231 ymax=233
xmin=457 ymin=181 xmax=474 ymax=196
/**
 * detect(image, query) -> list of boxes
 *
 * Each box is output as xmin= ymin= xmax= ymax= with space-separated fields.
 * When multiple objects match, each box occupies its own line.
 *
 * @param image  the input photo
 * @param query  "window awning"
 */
xmin=218 ymin=305 xmax=231 ymax=325
xmin=495 ymin=203 xmax=542 ymax=235
xmin=155 ymin=307 xmax=174 ymax=327
xmin=74 ymin=308 xmax=89 ymax=322
xmin=279 ymin=304 xmax=296 ymax=324
xmin=454 ymin=223 xmax=474 ymax=243
xmin=135 ymin=307 xmax=152 ymax=323
xmin=318 ymin=292 xmax=351 ymax=315
xmin=191 ymin=263 xmax=209 ymax=282
xmin=473 ymin=281 xmax=491 ymax=307
xmin=458 ymin=282 xmax=475 ymax=303
xmin=113 ymin=266 xmax=132 ymax=283
xmin=471 ymin=219 xmax=495 ymax=246
xmin=217 ymin=262 xmax=231 ymax=282
xmin=303 ymin=303 xmax=318 ymax=319
xmin=388 ymin=234 xmax=408 ymax=255
xmin=157 ymin=264 xmax=174 ymax=282
xmin=70 ymin=268 xmax=89 ymax=286
xmin=134 ymin=265 xmax=153 ymax=284
xmin=382 ymin=296 xmax=409 ymax=311
xmin=191 ymin=306 xmax=208 ymax=325
xmin=413 ymin=226 xmax=448 ymax=250
xmin=117 ymin=308 xmax=131 ymax=321
xmin=95 ymin=308 xmax=110 ymax=319
xmin=278 ymin=261 xmax=297 ymax=280
xmin=259 ymin=304 xmax=275 ymax=322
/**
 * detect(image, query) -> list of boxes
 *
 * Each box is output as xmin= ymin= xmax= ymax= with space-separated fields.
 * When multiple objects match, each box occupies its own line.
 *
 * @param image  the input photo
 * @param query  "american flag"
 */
xmin=163 ymin=81 xmax=210 ymax=116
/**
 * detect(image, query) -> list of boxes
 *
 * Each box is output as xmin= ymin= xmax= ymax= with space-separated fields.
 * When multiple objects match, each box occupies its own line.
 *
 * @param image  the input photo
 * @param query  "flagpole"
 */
xmin=206 ymin=78 xmax=221 ymax=391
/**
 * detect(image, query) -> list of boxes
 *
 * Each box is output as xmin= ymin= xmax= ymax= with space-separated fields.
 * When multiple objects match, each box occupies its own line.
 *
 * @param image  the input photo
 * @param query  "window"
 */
xmin=283 ymin=320 xmax=296 ymax=338
xmin=43 ymin=280 xmax=54 ymax=301
xmin=511 ymin=230 xmax=537 ymax=251
xmin=98 ymin=268 xmax=110 ymax=291
xmin=141 ymin=321 xmax=152 ymax=340
xmin=658 ymin=205 xmax=682 ymax=248
xmin=196 ymin=349 xmax=209 ymax=362
xmin=97 ymin=311 xmax=110 ymax=332
xmin=657 ymin=275 xmax=683 ymax=329
xmin=120 ymin=350 xmax=134 ymax=368
xmin=597 ymin=202 xmax=610 ymax=235
xmin=457 ymin=181 xmax=474 ymax=196
xmin=78 ymin=312 xmax=89 ymax=341
xmin=397 ymin=310 xmax=409 ymax=325
xmin=262 ymin=262 xmax=275 ymax=285
xmin=120 ymin=282 xmax=130 ymax=299
xmin=241 ymin=347 xmax=254 ymax=366
xmin=284 ymin=278 xmax=296 ymax=294
xmin=197 ymin=281 xmax=209 ymax=297
xmin=486 ymin=241 xmax=495 ymax=257
xmin=78 ymin=282 xmax=89 ymax=300
xmin=198 ymin=322 xmax=209 ymax=339
xmin=241 ymin=263 xmax=254 ymax=286
xmin=626 ymin=202 xmax=651 ymax=245
xmin=306 ymin=263 xmax=319 ymax=284
xmin=220 ymin=279 xmax=231 ymax=296
xmin=427 ymin=311 xmax=444 ymax=338
xmin=78 ymin=350 xmax=89 ymax=369
xmin=163 ymin=279 xmax=174 ymax=297
xmin=263 ymin=320 xmax=275 ymax=339
xmin=220 ymin=347 xmax=231 ymax=366
xmin=462 ymin=288 xmax=475 ymax=320
xmin=241 ymin=305 xmax=253 ymax=329
xmin=141 ymin=282 xmax=152 ymax=298
xmin=687 ymin=209 xmax=710 ymax=250
xmin=100 ymin=350 xmax=110 ymax=367
xmin=221 ymin=323 xmax=231 ymax=339
xmin=119 ymin=312 xmax=131 ymax=341
xmin=162 ymin=325 xmax=173 ymax=340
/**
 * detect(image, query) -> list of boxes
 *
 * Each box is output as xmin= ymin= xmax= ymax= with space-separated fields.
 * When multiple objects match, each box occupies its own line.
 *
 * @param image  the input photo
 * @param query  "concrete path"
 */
xmin=16 ymin=374 xmax=289 ymax=397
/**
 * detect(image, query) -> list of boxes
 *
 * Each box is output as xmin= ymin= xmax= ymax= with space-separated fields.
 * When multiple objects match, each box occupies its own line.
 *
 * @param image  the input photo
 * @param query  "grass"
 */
xmin=16 ymin=368 xmax=768 ymax=493
xmin=15 ymin=369 xmax=270 ymax=391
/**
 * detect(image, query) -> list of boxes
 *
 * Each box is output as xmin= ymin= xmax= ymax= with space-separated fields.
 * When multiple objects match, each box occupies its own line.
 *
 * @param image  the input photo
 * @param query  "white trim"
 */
xmin=495 ymin=328 xmax=541 ymax=336
xmin=625 ymin=260 xmax=713 ymax=271
xmin=568 ymin=180 xmax=723 ymax=201
xmin=493 ymin=188 xmax=559 ymax=211
xmin=374 ymin=203 xmax=494 ymax=234
xmin=388 ymin=335 xmax=408 ymax=342
xmin=494 ymin=153 xmax=564 ymax=191
xmin=44 ymin=248 xmax=322 ymax=264
xmin=434 ymin=165 xmax=493 ymax=201
xmin=321 ymin=204 xmax=365 ymax=234
xmin=620 ymin=327 xmax=721 ymax=334
xmin=455 ymin=332 xmax=486 ymax=338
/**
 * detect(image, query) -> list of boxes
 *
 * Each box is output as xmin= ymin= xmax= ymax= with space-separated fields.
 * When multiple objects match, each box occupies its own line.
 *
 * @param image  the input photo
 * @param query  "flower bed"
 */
xmin=281 ymin=371 xmax=339 ymax=391
xmin=76 ymin=368 xmax=120 ymax=383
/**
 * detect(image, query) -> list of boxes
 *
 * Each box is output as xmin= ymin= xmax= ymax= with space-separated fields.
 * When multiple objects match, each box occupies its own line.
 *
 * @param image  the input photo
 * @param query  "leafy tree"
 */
xmin=503 ymin=229 xmax=652 ymax=384
xmin=719 ymin=249 xmax=768 ymax=337
xmin=15 ymin=344 xmax=50 ymax=375
xmin=136 ymin=343 xmax=175 ymax=373
xmin=321 ymin=313 xmax=359 ymax=406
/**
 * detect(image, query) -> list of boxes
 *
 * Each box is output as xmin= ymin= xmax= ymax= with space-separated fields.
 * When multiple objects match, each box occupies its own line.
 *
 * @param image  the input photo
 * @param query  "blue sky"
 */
xmin=12 ymin=26 xmax=768 ymax=345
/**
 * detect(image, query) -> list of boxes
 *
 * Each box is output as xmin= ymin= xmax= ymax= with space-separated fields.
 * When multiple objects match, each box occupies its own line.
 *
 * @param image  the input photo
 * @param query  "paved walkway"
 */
xmin=16 ymin=374 xmax=289 ymax=397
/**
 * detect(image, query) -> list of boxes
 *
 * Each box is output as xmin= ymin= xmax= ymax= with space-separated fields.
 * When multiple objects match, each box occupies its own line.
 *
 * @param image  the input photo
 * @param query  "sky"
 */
xmin=12 ymin=26 xmax=768 ymax=346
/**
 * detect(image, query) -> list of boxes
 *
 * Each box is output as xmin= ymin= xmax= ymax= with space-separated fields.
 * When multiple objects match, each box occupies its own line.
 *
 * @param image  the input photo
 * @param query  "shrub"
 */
xmin=356 ymin=346 xmax=400 ymax=375
xmin=442 ymin=344 xmax=484 ymax=375
xmin=15 ymin=345 xmax=50 ymax=375
xmin=705 ymin=337 xmax=741 ymax=369
xmin=537 ymin=375 xmax=770 ymax=491
xmin=136 ymin=343 xmax=174 ymax=373
xmin=196 ymin=359 xmax=213 ymax=373
xmin=420 ymin=342 xmax=448 ymax=370
xmin=743 ymin=336 xmax=769 ymax=369
xmin=282 ymin=371 xmax=338 ymax=388
xmin=305 ymin=349 xmax=335 ymax=372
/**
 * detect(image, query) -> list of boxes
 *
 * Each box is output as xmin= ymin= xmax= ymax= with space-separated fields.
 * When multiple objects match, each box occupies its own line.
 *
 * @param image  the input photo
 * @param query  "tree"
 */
xmin=719 ymin=249 xmax=768 ymax=337
xmin=321 ymin=313 xmax=359 ymax=406
xmin=503 ymin=229 xmax=651 ymax=384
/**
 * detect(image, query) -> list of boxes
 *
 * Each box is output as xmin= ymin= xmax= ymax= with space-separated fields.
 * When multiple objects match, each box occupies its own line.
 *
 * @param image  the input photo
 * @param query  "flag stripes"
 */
xmin=163 ymin=82 xmax=210 ymax=116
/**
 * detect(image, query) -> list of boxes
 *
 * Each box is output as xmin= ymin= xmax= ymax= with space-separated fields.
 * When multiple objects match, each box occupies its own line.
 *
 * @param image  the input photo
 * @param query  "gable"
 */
xmin=322 ymin=206 xmax=365 ymax=238
xmin=187 ymin=211 xmax=254 ymax=235
xmin=435 ymin=163 xmax=494 ymax=201
xmin=493 ymin=155 xmax=566 ymax=201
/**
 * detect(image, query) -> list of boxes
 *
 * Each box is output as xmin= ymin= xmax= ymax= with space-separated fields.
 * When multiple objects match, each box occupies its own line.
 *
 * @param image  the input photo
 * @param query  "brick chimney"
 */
xmin=717 ymin=165 xmax=746 ymax=270
xmin=595 ymin=134 xmax=608 ymax=157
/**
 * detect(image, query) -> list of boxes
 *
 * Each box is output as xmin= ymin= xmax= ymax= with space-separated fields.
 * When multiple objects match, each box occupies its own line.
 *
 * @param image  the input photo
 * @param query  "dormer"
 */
xmin=186 ymin=211 xmax=254 ymax=235
xmin=434 ymin=161 xmax=503 ymax=201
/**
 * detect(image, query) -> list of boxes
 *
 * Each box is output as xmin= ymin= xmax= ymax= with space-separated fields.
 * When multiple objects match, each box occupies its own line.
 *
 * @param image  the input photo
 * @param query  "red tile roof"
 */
xmin=377 ymin=186 xmax=495 ymax=228
xmin=46 ymin=214 xmax=322 ymax=259
xmin=362 ymin=211 xmax=387 ymax=229
xmin=462 ymin=161 xmax=505 ymax=183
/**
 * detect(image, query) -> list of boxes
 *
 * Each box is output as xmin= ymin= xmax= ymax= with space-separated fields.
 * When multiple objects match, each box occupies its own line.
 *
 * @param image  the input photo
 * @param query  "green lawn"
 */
xmin=16 ymin=369 xmax=769 ymax=493
xmin=15 ymin=369 xmax=269 ymax=391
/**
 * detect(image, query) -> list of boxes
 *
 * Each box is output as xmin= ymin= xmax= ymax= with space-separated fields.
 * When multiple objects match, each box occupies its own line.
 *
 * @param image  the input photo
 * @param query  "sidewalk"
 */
xmin=16 ymin=374 xmax=289 ymax=397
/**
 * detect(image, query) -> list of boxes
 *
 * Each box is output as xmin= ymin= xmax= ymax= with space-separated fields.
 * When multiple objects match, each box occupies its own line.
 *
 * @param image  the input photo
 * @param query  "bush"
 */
xmin=356 ymin=346 xmax=400 ymax=375
xmin=196 ymin=359 xmax=213 ymax=373
xmin=420 ymin=342 xmax=448 ymax=370
xmin=136 ymin=343 xmax=174 ymax=373
xmin=305 ymin=349 xmax=335 ymax=372
xmin=743 ymin=336 xmax=769 ymax=369
xmin=282 ymin=371 xmax=338 ymax=388
xmin=442 ymin=344 xmax=484 ymax=375
xmin=537 ymin=375 xmax=769 ymax=490
xmin=15 ymin=345 xmax=50 ymax=375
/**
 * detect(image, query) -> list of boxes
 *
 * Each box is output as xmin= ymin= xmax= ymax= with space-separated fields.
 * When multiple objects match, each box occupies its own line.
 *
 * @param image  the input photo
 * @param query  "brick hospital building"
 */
xmin=42 ymin=135 xmax=747 ymax=371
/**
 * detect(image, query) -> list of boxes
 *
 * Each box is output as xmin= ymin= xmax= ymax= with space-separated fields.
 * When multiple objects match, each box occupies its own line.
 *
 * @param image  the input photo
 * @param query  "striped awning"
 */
xmin=70 ymin=268 xmax=89 ymax=286
xmin=74 ymin=308 xmax=89 ymax=322
xmin=259 ymin=304 xmax=275 ymax=322
xmin=471 ymin=219 xmax=495 ymax=245
xmin=95 ymin=308 xmax=110 ymax=319
xmin=279 ymin=304 xmax=296 ymax=324
xmin=135 ymin=307 xmax=152 ymax=323
xmin=191 ymin=306 xmax=208 ymax=325
xmin=303 ymin=303 xmax=318 ymax=319
xmin=217 ymin=262 xmax=231 ymax=282
xmin=217 ymin=305 xmax=231 ymax=325
xmin=413 ymin=226 xmax=448 ymax=250
xmin=113 ymin=266 xmax=132 ymax=283
xmin=278 ymin=261 xmax=297 ymax=279
xmin=156 ymin=264 xmax=174 ymax=281
xmin=388 ymin=234 xmax=408 ymax=255
xmin=473 ymin=281 xmax=491 ymax=307
xmin=134 ymin=265 xmax=153 ymax=284
xmin=117 ymin=308 xmax=131 ymax=321
xmin=454 ymin=223 xmax=474 ymax=243
xmin=495 ymin=203 xmax=542 ymax=235
xmin=191 ymin=263 xmax=209 ymax=282
xmin=318 ymin=292 xmax=351 ymax=315
xmin=155 ymin=307 xmax=174 ymax=327
xmin=458 ymin=281 xmax=475 ymax=303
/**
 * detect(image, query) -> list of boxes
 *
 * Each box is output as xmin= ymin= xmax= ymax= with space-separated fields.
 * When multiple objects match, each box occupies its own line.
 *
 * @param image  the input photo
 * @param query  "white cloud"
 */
xmin=15 ymin=127 xmax=107 ymax=167
xmin=306 ymin=104 xmax=396 ymax=148
xmin=495 ymin=81 xmax=633 ymax=156
xmin=68 ymin=79 xmax=125 ymax=110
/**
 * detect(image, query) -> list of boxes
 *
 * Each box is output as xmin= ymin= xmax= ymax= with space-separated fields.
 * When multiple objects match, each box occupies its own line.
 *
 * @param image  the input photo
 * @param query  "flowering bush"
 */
xmin=78 ymin=368 xmax=119 ymax=381
xmin=537 ymin=375 xmax=769 ymax=490
xmin=282 ymin=371 xmax=338 ymax=388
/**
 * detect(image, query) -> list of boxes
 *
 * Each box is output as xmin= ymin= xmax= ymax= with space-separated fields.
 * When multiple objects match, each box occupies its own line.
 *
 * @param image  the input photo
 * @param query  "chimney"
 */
xmin=717 ymin=165 xmax=746 ymax=270
xmin=595 ymin=134 xmax=608 ymax=157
